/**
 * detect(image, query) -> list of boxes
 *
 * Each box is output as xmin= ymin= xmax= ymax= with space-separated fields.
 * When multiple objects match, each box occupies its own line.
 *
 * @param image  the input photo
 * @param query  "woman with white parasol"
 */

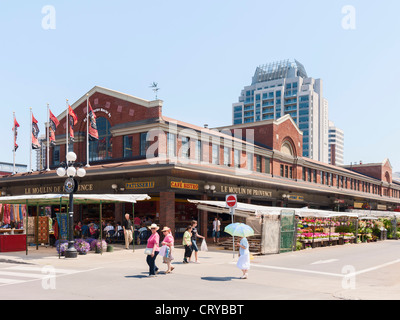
xmin=224 ymin=223 xmax=254 ymax=279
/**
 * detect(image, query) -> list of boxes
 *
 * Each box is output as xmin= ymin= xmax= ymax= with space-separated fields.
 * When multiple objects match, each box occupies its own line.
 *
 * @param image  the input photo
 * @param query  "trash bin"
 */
xmin=380 ymin=227 xmax=387 ymax=241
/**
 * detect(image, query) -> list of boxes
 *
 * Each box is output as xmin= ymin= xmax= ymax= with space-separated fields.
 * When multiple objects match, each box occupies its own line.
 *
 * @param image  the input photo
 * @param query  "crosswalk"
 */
xmin=0 ymin=264 xmax=101 ymax=287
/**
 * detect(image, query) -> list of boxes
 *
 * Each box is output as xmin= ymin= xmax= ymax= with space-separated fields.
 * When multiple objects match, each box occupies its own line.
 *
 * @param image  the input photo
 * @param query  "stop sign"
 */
xmin=226 ymin=194 xmax=237 ymax=208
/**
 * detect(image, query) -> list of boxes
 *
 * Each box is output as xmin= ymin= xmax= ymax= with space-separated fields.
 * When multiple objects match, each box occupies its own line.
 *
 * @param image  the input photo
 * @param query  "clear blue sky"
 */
xmin=1 ymin=0 xmax=399 ymax=171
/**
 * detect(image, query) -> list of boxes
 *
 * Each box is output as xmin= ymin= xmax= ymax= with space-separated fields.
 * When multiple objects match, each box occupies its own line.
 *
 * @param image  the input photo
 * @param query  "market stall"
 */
xmin=0 ymin=194 xmax=151 ymax=255
xmin=0 ymin=204 xmax=27 ymax=252
xmin=188 ymin=199 xmax=398 ymax=255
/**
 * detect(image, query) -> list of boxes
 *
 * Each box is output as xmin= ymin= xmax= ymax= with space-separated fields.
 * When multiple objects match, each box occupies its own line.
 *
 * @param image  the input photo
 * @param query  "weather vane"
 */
xmin=150 ymin=82 xmax=160 ymax=100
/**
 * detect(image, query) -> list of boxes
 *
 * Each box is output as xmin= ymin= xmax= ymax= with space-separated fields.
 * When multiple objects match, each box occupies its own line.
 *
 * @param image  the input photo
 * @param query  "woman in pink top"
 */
xmin=146 ymin=223 xmax=160 ymax=277
xmin=161 ymin=227 xmax=175 ymax=274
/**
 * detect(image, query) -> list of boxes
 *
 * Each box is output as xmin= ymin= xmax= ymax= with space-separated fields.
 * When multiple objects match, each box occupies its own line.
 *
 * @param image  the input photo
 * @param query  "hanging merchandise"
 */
xmin=0 ymin=204 xmax=3 ymax=224
xmin=4 ymin=205 xmax=10 ymax=224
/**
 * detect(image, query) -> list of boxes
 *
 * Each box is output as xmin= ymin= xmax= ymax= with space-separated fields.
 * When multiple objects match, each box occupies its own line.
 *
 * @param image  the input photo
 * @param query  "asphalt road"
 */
xmin=1 ymin=240 xmax=400 ymax=301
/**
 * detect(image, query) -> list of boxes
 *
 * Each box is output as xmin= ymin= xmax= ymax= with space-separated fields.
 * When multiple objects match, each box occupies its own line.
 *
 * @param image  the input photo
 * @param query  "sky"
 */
xmin=0 ymin=0 xmax=399 ymax=171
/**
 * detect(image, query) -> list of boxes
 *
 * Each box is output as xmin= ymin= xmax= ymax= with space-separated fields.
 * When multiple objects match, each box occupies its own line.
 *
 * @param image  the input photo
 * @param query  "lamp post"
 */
xmin=57 ymin=151 xmax=86 ymax=258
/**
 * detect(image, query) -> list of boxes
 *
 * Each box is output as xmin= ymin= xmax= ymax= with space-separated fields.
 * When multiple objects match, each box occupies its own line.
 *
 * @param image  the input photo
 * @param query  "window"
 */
xmin=247 ymin=153 xmax=253 ymax=171
xmin=123 ymin=136 xmax=133 ymax=158
xmin=167 ymin=133 xmax=176 ymax=157
xmin=140 ymin=132 xmax=148 ymax=157
xmin=234 ymin=149 xmax=240 ymax=168
xmin=89 ymin=117 xmax=112 ymax=162
xmin=195 ymin=140 xmax=202 ymax=162
xmin=285 ymin=165 xmax=288 ymax=178
xmin=256 ymin=155 xmax=262 ymax=172
xmin=223 ymin=146 xmax=231 ymax=166
xmin=53 ymin=145 xmax=60 ymax=166
xmin=280 ymin=165 xmax=284 ymax=177
xmin=212 ymin=144 xmax=219 ymax=165
xmin=264 ymin=157 xmax=270 ymax=173
xmin=181 ymin=137 xmax=190 ymax=159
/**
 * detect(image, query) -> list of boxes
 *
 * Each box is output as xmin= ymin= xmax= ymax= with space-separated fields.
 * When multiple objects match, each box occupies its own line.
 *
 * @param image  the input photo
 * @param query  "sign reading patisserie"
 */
xmin=126 ymin=181 xmax=155 ymax=189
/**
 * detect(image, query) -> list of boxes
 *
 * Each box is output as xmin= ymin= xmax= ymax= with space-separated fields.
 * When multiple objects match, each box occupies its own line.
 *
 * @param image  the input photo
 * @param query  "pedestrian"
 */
xmin=161 ymin=226 xmax=175 ymax=273
xmin=123 ymin=213 xmax=133 ymax=250
xmin=236 ymin=237 xmax=250 ymax=279
xmin=146 ymin=223 xmax=160 ymax=277
xmin=212 ymin=217 xmax=221 ymax=243
xmin=189 ymin=220 xmax=205 ymax=263
xmin=182 ymin=225 xmax=192 ymax=264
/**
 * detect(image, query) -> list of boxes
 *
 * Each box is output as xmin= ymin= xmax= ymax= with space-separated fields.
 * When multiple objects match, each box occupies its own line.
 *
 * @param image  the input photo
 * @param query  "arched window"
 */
xmin=281 ymin=141 xmax=294 ymax=156
xmin=89 ymin=117 xmax=112 ymax=162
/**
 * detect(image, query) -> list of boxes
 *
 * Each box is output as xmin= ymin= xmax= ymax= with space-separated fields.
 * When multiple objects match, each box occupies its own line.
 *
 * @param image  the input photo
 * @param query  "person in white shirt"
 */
xmin=212 ymin=217 xmax=221 ymax=243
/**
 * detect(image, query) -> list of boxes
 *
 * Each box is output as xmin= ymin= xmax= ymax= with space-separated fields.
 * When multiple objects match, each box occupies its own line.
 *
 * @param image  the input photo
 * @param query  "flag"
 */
xmin=88 ymin=101 xmax=98 ymax=140
xmin=68 ymin=105 xmax=78 ymax=141
xmin=49 ymin=109 xmax=59 ymax=146
xmin=32 ymin=113 xmax=40 ymax=149
xmin=13 ymin=117 xmax=20 ymax=151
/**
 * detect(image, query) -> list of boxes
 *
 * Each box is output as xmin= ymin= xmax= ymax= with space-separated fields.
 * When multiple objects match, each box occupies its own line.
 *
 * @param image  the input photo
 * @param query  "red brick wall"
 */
xmin=159 ymin=192 xmax=175 ymax=235
xmin=52 ymin=92 xmax=161 ymax=164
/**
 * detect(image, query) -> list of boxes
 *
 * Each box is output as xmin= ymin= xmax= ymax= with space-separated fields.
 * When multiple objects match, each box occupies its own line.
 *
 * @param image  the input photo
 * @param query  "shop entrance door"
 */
xmin=280 ymin=210 xmax=296 ymax=253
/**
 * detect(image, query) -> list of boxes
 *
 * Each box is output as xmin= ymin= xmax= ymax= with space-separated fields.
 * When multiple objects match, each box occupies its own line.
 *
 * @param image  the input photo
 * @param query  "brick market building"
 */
xmin=1 ymin=86 xmax=399 ymax=238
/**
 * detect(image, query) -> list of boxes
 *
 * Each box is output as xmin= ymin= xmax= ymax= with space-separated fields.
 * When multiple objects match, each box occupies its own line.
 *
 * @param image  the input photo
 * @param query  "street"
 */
xmin=0 ymin=240 xmax=400 ymax=301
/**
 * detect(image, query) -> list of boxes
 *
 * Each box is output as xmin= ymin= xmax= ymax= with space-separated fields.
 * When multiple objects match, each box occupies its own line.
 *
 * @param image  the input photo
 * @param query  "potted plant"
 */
xmin=91 ymin=239 xmax=107 ymax=253
xmin=56 ymin=241 xmax=68 ymax=256
xmin=74 ymin=239 xmax=90 ymax=255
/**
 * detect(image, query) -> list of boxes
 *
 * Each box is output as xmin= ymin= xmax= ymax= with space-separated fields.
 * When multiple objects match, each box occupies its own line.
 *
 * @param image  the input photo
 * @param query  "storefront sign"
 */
xmin=288 ymin=195 xmax=304 ymax=202
xmin=126 ymin=181 xmax=155 ymax=189
xmin=377 ymin=204 xmax=387 ymax=211
xmin=171 ymin=181 xmax=199 ymax=190
xmin=25 ymin=183 xmax=94 ymax=195
xmin=354 ymin=202 xmax=363 ymax=209
xmin=219 ymin=185 xmax=272 ymax=197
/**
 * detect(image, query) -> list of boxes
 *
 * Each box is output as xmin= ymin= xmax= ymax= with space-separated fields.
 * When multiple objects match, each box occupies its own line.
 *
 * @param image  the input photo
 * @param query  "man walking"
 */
xmin=123 ymin=213 xmax=133 ymax=250
xmin=212 ymin=217 xmax=221 ymax=243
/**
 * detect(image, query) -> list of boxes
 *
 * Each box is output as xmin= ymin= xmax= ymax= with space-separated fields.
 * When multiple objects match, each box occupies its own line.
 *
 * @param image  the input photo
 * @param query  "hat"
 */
xmin=161 ymin=226 xmax=171 ymax=232
xmin=148 ymin=223 xmax=159 ymax=230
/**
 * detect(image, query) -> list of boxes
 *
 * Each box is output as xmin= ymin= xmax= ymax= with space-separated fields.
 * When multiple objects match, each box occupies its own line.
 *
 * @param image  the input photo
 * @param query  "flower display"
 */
xmin=74 ymin=239 xmax=90 ymax=254
xmin=56 ymin=241 xmax=68 ymax=254
xmin=90 ymin=239 xmax=107 ymax=252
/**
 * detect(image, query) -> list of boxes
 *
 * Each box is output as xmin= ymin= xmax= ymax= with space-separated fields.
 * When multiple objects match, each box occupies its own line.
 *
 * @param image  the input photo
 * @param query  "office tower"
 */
xmin=232 ymin=59 xmax=329 ymax=162
xmin=328 ymin=121 xmax=344 ymax=166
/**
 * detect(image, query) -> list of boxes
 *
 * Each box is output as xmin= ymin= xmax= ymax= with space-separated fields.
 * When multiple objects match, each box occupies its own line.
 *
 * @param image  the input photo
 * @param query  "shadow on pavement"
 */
xmin=201 ymin=276 xmax=239 ymax=282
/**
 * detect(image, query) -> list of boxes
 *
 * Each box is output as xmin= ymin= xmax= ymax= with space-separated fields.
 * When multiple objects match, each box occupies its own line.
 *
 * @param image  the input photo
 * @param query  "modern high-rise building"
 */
xmin=232 ymin=59 xmax=329 ymax=163
xmin=328 ymin=121 xmax=344 ymax=166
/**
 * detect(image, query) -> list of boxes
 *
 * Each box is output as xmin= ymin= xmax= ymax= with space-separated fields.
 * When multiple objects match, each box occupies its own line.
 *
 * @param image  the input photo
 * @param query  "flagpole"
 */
xmin=66 ymin=99 xmax=68 ymax=163
xmin=13 ymin=112 xmax=16 ymax=175
xmin=46 ymin=104 xmax=50 ymax=171
xmin=29 ymin=107 xmax=32 ymax=172
xmin=86 ymin=94 xmax=90 ymax=167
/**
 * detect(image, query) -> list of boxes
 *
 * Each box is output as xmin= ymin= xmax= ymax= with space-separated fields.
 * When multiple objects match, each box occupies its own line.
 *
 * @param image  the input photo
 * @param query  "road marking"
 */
xmin=0 ymin=267 xmax=103 ymax=288
xmin=247 ymin=263 xmax=342 ymax=277
xmin=235 ymin=258 xmax=400 ymax=279
xmin=311 ymin=259 xmax=339 ymax=265
xmin=347 ymin=258 xmax=400 ymax=277
xmin=5 ymin=266 xmax=77 ymax=274
xmin=0 ymin=278 xmax=24 ymax=284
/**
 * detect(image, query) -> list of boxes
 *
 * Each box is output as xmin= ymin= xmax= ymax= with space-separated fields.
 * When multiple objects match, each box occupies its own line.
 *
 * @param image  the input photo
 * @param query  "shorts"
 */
xmin=191 ymin=239 xmax=199 ymax=252
xmin=212 ymin=230 xmax=220 ymax=238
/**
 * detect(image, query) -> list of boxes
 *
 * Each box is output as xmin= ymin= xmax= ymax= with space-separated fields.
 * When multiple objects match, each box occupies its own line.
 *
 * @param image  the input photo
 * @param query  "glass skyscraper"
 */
xmin=232 ymin=59 xmax=329 ymax=163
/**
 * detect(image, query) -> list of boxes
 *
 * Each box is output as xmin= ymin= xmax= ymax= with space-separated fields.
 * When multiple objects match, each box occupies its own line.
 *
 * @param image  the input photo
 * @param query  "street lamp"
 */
xmin=57 ymin=151 xmax=86 ymax=258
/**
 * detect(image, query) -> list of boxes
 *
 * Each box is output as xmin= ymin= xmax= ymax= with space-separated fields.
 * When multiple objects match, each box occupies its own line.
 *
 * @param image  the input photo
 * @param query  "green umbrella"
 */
xmin=224 ymin=223 xmax=254 ymax=238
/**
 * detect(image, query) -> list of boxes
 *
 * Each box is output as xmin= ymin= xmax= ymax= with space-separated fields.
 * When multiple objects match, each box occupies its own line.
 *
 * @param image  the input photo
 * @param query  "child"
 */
xmin=182 ymin=225 xmax=193 ymax=264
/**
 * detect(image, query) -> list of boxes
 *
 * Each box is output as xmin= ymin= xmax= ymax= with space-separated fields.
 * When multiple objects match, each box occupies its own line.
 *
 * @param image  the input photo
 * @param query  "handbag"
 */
xmin=144 ymin=247 xmax=153 ymax=255
xmin=159 ymin=245 xmax=167 ymax=257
